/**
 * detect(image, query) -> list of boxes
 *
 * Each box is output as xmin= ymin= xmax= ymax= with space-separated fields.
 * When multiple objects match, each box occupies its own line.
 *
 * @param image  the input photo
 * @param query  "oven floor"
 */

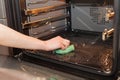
xmin=25 ymin=32 xmax=113 ymax=73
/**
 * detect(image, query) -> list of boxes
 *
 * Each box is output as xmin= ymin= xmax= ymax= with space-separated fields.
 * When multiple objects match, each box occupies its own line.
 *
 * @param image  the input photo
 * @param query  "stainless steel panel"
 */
xmin=0 ymin=19 xmax=7 ymax=25
xmin=0 ymin=19 xmax=9 ymax=55
xmin=0 ymin=0 xmax=6 ymax=18
xmin=71 ymin=5 xmax=113 ymax=32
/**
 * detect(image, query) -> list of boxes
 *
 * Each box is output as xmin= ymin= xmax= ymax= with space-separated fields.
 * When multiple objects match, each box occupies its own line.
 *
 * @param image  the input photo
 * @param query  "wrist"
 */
xmin=43 ymin=41 xmax=49 ymax=51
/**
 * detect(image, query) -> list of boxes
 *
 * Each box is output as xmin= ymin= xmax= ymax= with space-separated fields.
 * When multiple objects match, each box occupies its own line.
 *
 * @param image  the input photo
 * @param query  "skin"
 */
xmin=0 ymin=24 xmax=70 ymax=51
xmin=0 ymin=24 xmax=70 ymax=80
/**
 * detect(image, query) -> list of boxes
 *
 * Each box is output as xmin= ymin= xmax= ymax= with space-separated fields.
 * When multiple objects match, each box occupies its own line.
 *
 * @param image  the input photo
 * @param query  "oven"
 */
xmin=4 ymin=0 xmax=120 ymax=80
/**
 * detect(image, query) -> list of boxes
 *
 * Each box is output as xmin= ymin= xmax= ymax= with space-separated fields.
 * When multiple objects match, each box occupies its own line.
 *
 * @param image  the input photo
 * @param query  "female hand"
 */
xmin=44 ymin=36 xmax=70 ymax=51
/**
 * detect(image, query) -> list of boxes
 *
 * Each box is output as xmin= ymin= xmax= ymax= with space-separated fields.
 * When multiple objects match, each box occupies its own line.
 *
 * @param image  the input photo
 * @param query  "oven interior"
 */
xmin=8 ymin=0 xmax=118 ymax=76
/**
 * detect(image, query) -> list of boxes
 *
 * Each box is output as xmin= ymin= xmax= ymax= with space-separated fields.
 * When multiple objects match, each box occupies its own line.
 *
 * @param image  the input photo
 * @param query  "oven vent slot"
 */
xmin=22 ymin=14 xmax=69 ymax=29
xmin=25 ymin=4 xmax=69 ymax=16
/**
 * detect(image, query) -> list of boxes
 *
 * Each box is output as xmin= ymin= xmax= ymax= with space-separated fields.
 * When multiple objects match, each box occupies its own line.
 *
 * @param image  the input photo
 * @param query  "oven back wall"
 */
xmin=71 ymin=3 xmax=113 ymax=32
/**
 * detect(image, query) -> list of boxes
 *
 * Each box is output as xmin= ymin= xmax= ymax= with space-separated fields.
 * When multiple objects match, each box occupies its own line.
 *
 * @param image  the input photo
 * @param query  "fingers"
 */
xmin=61 ymin=39 xmax=70 ymax=50
xmin=56 ymin=36 xmax=70 ymax=50
xmin=45 ymin=36 xmax=70 ymax=51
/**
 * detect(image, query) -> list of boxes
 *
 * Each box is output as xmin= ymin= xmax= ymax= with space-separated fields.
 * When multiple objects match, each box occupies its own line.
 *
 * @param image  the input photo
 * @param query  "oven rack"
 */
xmin=22 ymin=14 xmax=69 ymax=29
xmin=25 ymin=3 xmax=69 ymax=16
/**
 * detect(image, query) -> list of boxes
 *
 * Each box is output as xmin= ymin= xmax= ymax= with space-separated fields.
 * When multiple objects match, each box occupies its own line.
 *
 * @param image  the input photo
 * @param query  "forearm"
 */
xmin=0 ymin=24 xmax=46 ymax=50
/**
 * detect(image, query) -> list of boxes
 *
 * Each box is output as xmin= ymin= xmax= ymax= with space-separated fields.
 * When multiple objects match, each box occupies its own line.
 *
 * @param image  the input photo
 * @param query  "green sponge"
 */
xmin=54 ymin=44 xmax=75 ymax=55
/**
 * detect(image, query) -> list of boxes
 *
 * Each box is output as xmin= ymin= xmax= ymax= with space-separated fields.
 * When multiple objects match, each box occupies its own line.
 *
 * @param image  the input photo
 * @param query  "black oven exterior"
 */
xmin=4 ymin=0 xmax=120 ymax=80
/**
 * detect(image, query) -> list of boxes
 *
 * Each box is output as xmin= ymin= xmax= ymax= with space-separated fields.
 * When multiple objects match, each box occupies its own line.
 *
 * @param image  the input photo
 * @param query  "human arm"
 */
xmin=0 ymin=24 xmax=70 ymax=51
